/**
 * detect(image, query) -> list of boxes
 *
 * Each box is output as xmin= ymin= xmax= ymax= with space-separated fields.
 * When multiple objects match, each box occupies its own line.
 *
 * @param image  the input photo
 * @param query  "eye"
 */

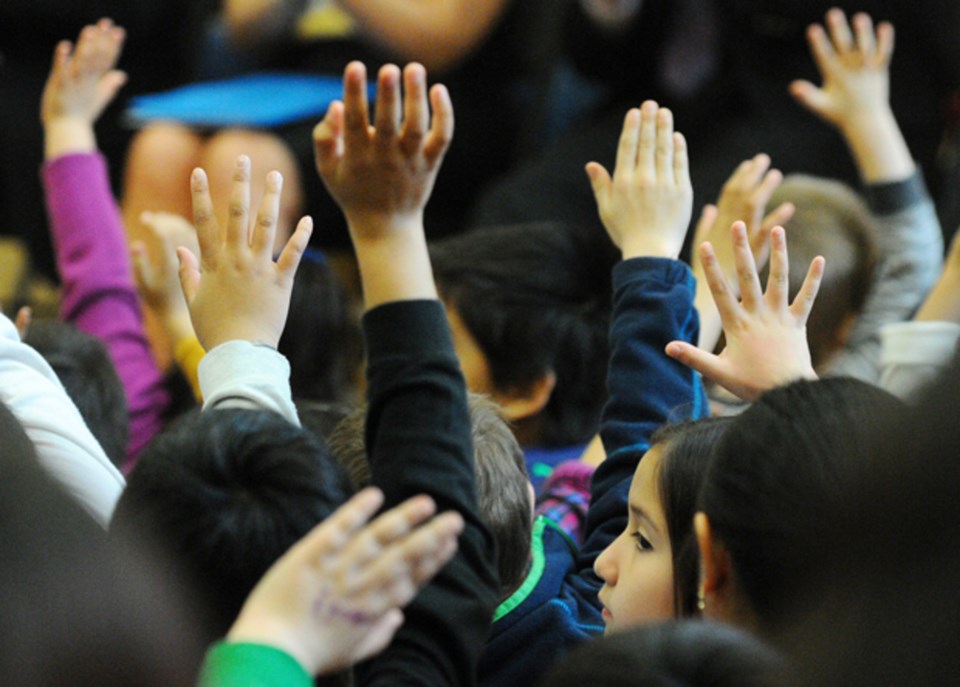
xmin=632 ymin=531 xmax=653 ymax=552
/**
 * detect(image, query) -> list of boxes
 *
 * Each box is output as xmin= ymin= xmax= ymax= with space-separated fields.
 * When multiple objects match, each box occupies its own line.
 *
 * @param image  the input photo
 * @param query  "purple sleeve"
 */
xmin=42 ymin=152 xmax=169 ymax=470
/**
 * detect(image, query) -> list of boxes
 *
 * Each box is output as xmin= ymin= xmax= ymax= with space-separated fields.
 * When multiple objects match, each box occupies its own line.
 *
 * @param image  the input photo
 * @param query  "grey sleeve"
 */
xmin=821 ymin=173 xmax=944 ymax=383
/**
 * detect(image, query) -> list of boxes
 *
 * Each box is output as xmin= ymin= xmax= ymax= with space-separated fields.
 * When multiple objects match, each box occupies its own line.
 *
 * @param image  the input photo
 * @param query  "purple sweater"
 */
xmin=43 ymin=152 xmax=169 ymax=471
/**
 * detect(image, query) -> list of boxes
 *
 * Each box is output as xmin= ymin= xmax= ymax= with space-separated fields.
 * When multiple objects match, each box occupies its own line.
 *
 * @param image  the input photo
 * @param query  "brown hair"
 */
xmin=766 ymin=175 xmax=878 ymax=369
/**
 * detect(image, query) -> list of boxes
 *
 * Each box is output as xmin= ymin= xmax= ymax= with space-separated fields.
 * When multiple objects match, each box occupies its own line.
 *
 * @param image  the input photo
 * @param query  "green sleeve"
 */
xmin=197 ymin=642 xmax=312 ymax=687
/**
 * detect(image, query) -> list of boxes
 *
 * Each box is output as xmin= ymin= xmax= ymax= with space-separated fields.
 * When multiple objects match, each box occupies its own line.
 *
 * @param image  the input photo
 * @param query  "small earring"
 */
xmin=697 ymin=587 xmax=706 ymax=612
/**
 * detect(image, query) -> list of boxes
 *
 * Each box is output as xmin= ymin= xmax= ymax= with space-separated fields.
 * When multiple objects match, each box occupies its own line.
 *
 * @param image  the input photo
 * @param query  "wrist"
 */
xmin=43 ymin=117 xmax=97 ymax=160
xmin=620 ymin=238 xmax=681 ymax=261
xmin=839 ymin=109 xmax=915 ymax=184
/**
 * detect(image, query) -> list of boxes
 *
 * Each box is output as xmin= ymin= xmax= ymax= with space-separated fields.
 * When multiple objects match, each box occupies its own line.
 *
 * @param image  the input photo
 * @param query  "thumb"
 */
xmin=665 ymin=341 xmax=725 ymax=382
xmin=130 ymin=241 xmax=154 ymax=292
xmin=176 ymin=246 xmax=201 ymax=304
xmin=584 ymin=162 xmax=611 ymax=201
xmin=789 ymin=80 xmax=833 ymax=118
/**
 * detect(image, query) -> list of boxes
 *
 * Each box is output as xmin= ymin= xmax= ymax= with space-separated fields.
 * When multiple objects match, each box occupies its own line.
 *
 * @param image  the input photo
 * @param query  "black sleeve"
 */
xmin=356 ymin=300 xmax=498 ymax=687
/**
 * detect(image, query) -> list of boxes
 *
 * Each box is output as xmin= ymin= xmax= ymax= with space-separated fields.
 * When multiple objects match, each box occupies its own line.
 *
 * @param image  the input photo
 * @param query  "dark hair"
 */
xmin=25 ymin=320 xmax=129 ymax=466
xmin=0 ymin=418 xmax=202 ymax=687
xmin=430 ymin=221 xmax=615 ymax=447
xmin=111 ymin=408 xmax=353 ymax=634
xmin=781 ymin=355 xmax=960 ymax=686
xmin=279 ymin=255 xmax=362 ymax=405
xmin=650 ymin=417 xmax=733 ymax=617
xmin=698 ymin=378 xmax=905 ymax=633
xmin=328 ymin=393 xmax=532 ymax=598
xmin=766 ymin=176 xmax=877 ymax=368
xmin=537 ymin=620 xmax=782 ymax=687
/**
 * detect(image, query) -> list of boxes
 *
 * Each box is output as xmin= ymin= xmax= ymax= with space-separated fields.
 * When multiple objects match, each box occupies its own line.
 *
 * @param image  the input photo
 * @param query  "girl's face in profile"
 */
xmin=594 ymin=443 xmax=675 ymax=634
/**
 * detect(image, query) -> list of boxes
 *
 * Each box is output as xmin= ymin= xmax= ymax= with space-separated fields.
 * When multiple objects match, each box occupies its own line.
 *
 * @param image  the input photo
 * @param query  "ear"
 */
xmin=833 ymin=312 xmax=858 ymax=349
xmin=493 ymin=370 xmax=557 ymax=422
xmin=695 ymin=512 xmax=731 ymax=618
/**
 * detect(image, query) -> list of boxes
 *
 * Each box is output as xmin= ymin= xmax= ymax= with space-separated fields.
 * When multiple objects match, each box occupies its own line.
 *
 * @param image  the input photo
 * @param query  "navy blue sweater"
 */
xmin=478 ymin=257 xmax=708 ymax=686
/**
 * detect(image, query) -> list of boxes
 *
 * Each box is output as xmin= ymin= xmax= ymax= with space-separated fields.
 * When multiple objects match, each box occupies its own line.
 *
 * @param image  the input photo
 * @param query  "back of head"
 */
xmin=783 ymin=355 xmax=960 ymax=686
xmin=112 ymin=408 xmax=353 ymax=634
xmin=25 ymin=320 xmax=129 ymax=466
xmin=538 ymin=620 xmax=782 ymax=687
xmin=651 ymin=417 xmax=734 ymax=617
xmin=699 ymin=378 xmax=905 ymax=634
xmin=279 ymin=253 xmax=362 ymax=405
xmin=0 ymin=411 xmax=202 ymax=687
xmin=328 ymin=393 xmax=532 ymax=598
xmin=430 ymin=221 xmax=615 ymax=447
xmin=767 ymin=176 xmax=877 ymax=368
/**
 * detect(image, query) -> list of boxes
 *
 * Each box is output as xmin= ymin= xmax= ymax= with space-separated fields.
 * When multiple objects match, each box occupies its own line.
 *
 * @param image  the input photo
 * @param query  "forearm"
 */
xmin=42 ymin=152 xmax=170 ymax=463
xmin=360 ymin=300 xmax=497 ymax=686
xmin=333 ymin=0 xmax=508 ymax=72
xmin=841 ymin=108 xmax=915 ymax=185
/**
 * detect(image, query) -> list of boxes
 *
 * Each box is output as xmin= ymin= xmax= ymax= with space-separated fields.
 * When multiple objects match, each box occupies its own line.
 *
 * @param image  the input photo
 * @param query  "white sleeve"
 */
xmin=199 ymin=340 xmax=301 ymax=426
xmin=880 ymin=321 xmax=960 ymax=401
xmin=0 ymin=314 xmax=124 ymax=527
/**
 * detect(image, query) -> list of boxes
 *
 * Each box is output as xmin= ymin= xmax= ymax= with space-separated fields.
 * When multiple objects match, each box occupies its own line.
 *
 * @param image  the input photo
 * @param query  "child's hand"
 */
xmin=227 ymin=487 xmax=464 ymax=676
xmin=692 ymin=154 xmax=794 ymax=349
xmin=131 ymin=212 xmax=200 ymax=345
xmin=586 ymin=101 xmax=692 ymax=260
xmin=313 ymin=61 xmax=453 ymax=241
xmin=789 ymin=9 xmax=893 ymax=132
xmin=177 ymin=155 xmax=313 ymax=350
xmin=40 ymin=19 xmax=127 ymax=158
xmin=789 ymin=10 xmax=911 ymax=184
xmin=667 ymin=222 xmax=825 ymax=401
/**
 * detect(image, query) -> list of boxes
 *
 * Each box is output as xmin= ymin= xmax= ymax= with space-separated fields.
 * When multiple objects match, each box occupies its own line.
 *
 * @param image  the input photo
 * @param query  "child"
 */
xmin=39 ymin=19 xmax=171 ymax=469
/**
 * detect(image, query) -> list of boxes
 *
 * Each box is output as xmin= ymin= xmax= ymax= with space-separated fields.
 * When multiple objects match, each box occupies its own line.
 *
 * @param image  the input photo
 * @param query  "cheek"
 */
xmin=611 ymin=552 xmax=675 ymax=630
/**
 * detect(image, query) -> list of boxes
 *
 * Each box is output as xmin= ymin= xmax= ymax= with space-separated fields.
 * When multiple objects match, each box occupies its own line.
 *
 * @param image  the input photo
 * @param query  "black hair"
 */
xmin=327 ymin=393 xmax=532 ymax=599
xmin=537 ymin=620 xmax=782 ymax=687
xmin=279 ymin=254 xmax=362 ymax=405
xmin=698 ymin=378 xmax=906 ymax=634
xmin=0 ymin=409 xmax=202 ymax=687
xmin=25 ymin=320 xmax=129 ymax=466
xmin=650 ymin=417 xmax=733 ymax=617
xmin=430 ymin=221 xmax=616 ymax=447
xmin=781 ymin=355 xmax=960 ymax=686
xmin=111 ymin=407 xmax=353 ymax=635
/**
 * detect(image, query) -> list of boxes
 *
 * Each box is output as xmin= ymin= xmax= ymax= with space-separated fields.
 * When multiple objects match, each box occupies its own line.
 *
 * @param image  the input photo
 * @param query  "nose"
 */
xmin=594 ymin=535 xmax=620 ymax=585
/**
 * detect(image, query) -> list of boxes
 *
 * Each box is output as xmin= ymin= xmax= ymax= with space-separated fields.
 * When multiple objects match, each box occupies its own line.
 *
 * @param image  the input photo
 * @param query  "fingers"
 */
xmin=673 ymin=132 xmax=689 ymax=189
xmin=339 ymin=495 xmax=439 ymax=573
xmin=636 ymin=100 xmax=658 ymax=178
xmin=14 ymin=306 xmax=32 ymax=341
xmin=176 ymin=247 xmax=201 ymax=304
xmin=275 ymin=216 xmax=313 ymax=277
xmin=374 ymin=64 xmax=402 ymax=140
xmin=297 ymin=488 xmax=387 ymax=565
xmin=852 ymin=12 xmax=876 ymax=55
xmin=401 ymin=63 xmax=429 ymax=152
xmin=825 ymin=8 xmax=855 ymax=56
xmin=665 ymin=340 xmax=726 ymax=383
xmin=423 ymin=83 xmax=454 ymax=166
xmin=250 ymin=170 xmax=282 ymax=256
xmin=698 ymin=241 xmax=740 ymax=323
xmin=655 ymin=108 xmax=674 ymax=181
xmin=764 ymin=226 xmax=790 ymax=308
xmin=613 ymin=108 xmax=641 ymax=175
xmin=313 ymin=101 xmax=346 ymax=179
xmin=693 ymin=203 xmax=719 ymax=246
xmin=875 ymin=21 xmax=895 ymax=64
xmin=227 ymin=156 xmax=251 ymax=247
xmin=731 ymin=221 xmax=763 ymax=309
xmin=130 ymin=240 xmax=156 ymax=293
xmin=806 ymin=23 xmax=837 ymax=77
xmin=789 ymin=255 xmax=826 ymax=323
xmin=342 ymin=61 xmax=371 ymax=152
xmin=190 ymin=168 xmax=221 ymax=267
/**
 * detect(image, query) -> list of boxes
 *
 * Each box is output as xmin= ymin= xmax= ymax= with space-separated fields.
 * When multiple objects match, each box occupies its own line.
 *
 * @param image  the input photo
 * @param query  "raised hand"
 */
xmin=227 ymin=488 xmax=464 ymax=676
xmin=177 ymin=155 xmax=313 ymax=350
xmin=131 ymin=212 xmax=200 ymax=346
xmin=667 ymin=222 xmax=825 ymax=401
xmin=313 ymin=61 xmax=453 ymax=239
xmin=789 ymin=10 xmax=911 ymax=183
xmin=313 ymin=61 xmax=453 ymax=309
xmin=692 ymin=154 xmax=795 ymax=349
xmin=586 ymin=100 xmax=692 ymax=260
xmin=41 ymin=19 xmax=126 ymax=158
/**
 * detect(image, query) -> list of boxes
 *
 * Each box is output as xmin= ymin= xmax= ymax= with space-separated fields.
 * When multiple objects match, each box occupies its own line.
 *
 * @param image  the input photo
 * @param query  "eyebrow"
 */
xmin=628 ymin=501 xmax=661 ymax=537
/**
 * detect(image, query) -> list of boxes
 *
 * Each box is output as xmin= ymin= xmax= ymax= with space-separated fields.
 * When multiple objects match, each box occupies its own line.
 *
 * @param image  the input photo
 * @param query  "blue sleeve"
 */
xmin=578 ymin=257 xmax=707 ymax=578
